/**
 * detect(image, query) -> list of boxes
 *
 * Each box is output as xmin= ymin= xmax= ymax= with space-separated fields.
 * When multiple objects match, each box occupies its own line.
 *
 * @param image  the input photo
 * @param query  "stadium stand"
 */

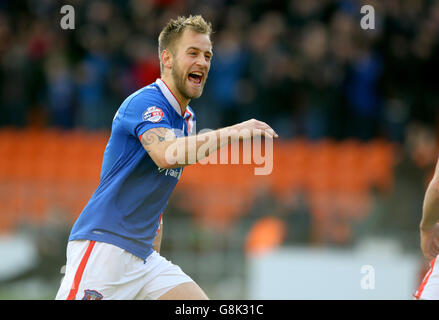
xmin=0 ymin=128 xmax=395 ymax=246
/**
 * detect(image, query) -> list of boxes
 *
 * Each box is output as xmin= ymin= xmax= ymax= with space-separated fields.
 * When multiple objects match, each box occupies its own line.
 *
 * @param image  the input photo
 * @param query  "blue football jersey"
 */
xmin=69 ymin=78 xmax=196 ymax=260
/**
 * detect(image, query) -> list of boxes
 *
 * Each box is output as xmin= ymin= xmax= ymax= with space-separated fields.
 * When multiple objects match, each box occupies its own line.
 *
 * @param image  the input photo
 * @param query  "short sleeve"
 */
xmin=121 ymin=94 xmax=173 ymax=139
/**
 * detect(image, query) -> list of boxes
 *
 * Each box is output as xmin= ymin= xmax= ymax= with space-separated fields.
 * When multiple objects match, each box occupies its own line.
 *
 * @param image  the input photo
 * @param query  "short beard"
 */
xmin=171 ymin=62 xmax=203 ymax=100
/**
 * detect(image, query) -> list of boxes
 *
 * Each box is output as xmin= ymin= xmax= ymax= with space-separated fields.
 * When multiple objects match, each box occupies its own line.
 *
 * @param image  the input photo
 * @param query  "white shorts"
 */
xmin=414 ymin=257 xmax=439 ymax=300
xmin=55 ymin=240 xmax=194 ymax=300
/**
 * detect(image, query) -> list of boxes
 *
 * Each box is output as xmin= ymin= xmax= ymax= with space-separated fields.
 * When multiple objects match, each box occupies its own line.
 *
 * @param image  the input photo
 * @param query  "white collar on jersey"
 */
xmin=155 ymin=78 xmax=195 ymax=134
xmin=155 ymin=78 xmax=184 ymax=117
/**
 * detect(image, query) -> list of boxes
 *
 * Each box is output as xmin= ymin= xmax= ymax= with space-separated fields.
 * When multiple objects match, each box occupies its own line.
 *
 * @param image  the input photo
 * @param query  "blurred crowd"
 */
xmin=0 ymin=0 xmax=438 ymax=142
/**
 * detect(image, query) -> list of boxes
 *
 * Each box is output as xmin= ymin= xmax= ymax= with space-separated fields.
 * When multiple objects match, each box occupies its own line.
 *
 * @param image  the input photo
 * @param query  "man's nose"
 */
xmin=196 ymin=55 xmax=209 ymax=68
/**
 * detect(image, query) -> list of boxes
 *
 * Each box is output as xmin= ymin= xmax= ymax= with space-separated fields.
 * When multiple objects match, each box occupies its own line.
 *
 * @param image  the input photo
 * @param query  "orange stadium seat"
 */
xmin=0 ymin=151 xmax=12 ymax=180
xmin=0 ymin=182 xmax=22 ymax=233
xmin=305 ymin=139 xmax=337 ymax=193
xmin=27 ymin=192 xmax=49 ymax=223
xmin=271 ymin=140 xmax=309 ymax=198
xmin=35 ymin=131 xmax=64 ymax=182
xmin=332 ymin=140 xmax=369 ymax=193
xmin=363 ymin=140 xmax=395 ymax=192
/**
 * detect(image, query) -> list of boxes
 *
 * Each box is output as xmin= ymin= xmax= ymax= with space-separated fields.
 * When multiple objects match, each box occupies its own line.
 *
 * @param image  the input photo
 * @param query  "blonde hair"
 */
xmin=158 ymin=15 xmax=212 ymax=73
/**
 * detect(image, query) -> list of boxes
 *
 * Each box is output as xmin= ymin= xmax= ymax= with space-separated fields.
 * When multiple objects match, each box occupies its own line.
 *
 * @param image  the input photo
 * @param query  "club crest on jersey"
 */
xmin=142 ymin=106 xmax=164 ymax=123
xmin=82 ymin=289 xmax=103 ymax=300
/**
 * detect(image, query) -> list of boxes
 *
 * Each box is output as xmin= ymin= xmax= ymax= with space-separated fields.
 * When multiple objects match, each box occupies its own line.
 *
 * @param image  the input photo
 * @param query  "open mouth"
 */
xmin=188 ymin=71 xmax=203 ymax=85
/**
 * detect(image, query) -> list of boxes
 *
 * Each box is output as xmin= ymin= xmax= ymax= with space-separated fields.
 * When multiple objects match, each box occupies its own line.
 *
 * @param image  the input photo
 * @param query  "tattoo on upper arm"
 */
xmin=141 ymin=127 xmax=172 ymax=153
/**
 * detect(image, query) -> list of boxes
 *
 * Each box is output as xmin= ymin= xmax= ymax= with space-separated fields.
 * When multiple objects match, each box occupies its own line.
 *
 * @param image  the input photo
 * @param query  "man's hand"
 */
xmin=228 ymin=119 xmax=278 ymax=139
xmin=420 ymin=223 xmax=439 ymax=260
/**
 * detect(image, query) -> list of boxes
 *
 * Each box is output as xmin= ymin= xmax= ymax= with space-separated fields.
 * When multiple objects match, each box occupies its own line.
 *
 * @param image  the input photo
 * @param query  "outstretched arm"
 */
xmin=140 ymin=119 xmax=278 ymax=169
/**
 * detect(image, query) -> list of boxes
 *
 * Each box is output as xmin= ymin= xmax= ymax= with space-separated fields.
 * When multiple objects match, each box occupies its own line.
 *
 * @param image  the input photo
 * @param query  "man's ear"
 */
xmin=161 ymin=49 xmax=173 ymax=71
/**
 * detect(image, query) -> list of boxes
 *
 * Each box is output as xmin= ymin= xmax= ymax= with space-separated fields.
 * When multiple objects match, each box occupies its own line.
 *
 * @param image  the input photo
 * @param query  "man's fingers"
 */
xmin=260 ymin=129 xmax=278 ymax=139
xmin=258 ymin=124 xmax=278 ymax=138
xmin=250 ymin=126 xmax=278 ymax=139
xmin=240 ymin=119 xmax=279 ymax=138
xmin=266 ymin=129 xmax=278 ymax=138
